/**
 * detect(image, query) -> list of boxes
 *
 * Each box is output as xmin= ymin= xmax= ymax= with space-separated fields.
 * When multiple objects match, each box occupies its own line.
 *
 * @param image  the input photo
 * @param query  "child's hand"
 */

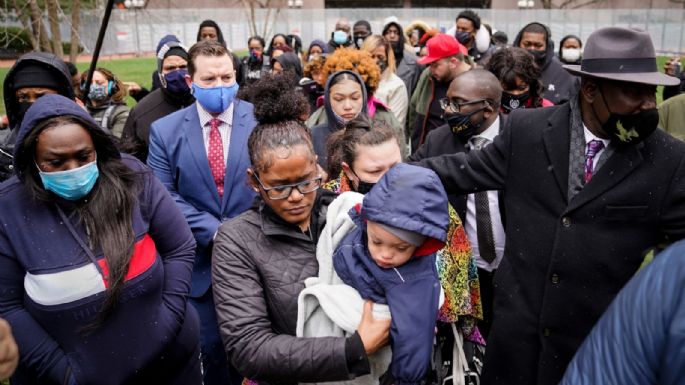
xmin=0 ymin=318 xmax=18 ymax=380
xmin=358 ymin=300 xmax=391 ymax=355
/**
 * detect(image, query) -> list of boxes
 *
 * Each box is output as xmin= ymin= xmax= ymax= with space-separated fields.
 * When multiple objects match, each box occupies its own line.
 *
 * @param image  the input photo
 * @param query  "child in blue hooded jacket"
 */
xmin=333 ymin=163 xmax=449 ymax=385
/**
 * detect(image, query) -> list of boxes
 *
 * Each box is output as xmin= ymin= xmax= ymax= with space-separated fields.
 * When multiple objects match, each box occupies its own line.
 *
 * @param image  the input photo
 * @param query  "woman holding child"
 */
xmin=211 ymin=75 xmax=390 ymax=383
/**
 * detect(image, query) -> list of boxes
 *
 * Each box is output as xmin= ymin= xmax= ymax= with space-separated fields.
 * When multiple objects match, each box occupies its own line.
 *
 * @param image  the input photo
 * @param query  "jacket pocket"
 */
xmin=602 ymin=205 xmax=649 ymax=220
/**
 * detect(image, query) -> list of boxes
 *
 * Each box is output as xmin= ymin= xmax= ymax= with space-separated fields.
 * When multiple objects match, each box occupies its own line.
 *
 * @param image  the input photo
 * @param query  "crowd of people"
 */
xmin=0 ymin=9 xmax=684 ymax=385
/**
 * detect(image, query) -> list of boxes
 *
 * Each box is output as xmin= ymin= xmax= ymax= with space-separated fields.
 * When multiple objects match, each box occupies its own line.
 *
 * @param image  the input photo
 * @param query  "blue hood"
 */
xmin=361 ymin=163 xmax=449 ymax=249
xmin=13 ymin=94 xmax=116 ymax=178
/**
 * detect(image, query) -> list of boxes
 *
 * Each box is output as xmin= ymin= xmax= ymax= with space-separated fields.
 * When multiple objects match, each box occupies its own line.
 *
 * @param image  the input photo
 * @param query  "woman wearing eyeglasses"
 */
xmin=211 ymin=75 xmax=391 ymax=383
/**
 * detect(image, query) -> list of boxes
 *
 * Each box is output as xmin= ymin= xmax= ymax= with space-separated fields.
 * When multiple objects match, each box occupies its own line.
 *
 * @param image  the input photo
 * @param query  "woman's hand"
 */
xmin=123 ymin=81 xmax=143 ymax=96
xmin=357 ymin=300 xmax=391 ymax=355
xmin=0 ymin=318 xmax=19 ymax=381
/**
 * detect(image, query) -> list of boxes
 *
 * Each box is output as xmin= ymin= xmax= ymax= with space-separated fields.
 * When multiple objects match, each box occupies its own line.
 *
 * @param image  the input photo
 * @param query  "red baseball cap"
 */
xmin=418 ymin=33 xmax=468 ymax=65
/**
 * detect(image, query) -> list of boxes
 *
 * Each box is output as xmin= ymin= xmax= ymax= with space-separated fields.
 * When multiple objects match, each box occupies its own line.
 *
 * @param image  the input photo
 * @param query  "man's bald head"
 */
xmin=335 ymin=18 xmax=351 ymax=33
xmin=449 ymin=68 xmax=502 ymax=108
xmin=445 ymin=68 xmax=502 ymax=135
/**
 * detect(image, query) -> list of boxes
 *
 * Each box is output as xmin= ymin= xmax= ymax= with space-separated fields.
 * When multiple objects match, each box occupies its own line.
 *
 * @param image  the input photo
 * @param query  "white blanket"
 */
xmin=296 ymin=192 xmax=392 ymax=385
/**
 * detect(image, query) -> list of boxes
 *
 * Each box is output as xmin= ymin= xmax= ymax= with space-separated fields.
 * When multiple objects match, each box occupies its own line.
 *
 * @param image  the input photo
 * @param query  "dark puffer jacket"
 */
xmin=212 ymin=190 xmax=369 ymax=384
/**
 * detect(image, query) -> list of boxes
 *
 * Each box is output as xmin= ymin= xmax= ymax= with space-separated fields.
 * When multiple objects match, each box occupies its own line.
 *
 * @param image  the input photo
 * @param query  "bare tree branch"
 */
xmin=46 ymin=0 xmax=63 ymax=56
xmin=70 ymin=0 xmax=81 ymax=62
xmin=28 ymin=0 xmax=52 ymax=52
xmin=12 ymin=0 xmax=39 ymax=50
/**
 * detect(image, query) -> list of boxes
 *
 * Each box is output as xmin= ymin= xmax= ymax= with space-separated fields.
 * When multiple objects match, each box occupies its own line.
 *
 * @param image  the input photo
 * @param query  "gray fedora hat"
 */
xmin=564 ymin=27 xmax=680 ymax=86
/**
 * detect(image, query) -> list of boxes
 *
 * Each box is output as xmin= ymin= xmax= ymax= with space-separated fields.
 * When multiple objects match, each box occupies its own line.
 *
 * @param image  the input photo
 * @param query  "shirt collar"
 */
xmin=471 ymin=116 xmax=500 ymax=143
xmin=196 ymin=102 xmax=234 ymax=128
xmin=582 ymin=123 xmax=610 ymax=148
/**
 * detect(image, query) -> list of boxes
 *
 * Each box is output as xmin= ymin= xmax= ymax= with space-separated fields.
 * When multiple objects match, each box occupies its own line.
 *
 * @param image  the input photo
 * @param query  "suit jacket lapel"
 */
xmin=566 ymin=144 xmax=643 ymax=213
xmin=221 ymin=101 xmax=250 ymax=211
xmin=541 ymin=104 xmax=571 ymax=202
xmin=184 ymin=107 xmax=220 ymax=205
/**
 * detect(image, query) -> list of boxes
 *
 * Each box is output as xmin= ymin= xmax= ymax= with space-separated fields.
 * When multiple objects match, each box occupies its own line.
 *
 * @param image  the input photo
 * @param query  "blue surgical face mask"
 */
xmin=163 ymin=69 xmax=190 ymax=95
xmin=38 ymin=160 xmax=99 ymax=201
xmin=88 ymin=84 xmax=109 ymax=102
xmin=191 ymin=82 xmax=239 ymax=113
xmin=333 ymin=30 xmax=349 ymax=45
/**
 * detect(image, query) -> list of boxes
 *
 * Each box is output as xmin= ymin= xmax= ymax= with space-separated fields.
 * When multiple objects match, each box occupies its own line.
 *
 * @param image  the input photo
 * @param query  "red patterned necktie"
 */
xmin=208 ymin=118 xmax=225 ymax=197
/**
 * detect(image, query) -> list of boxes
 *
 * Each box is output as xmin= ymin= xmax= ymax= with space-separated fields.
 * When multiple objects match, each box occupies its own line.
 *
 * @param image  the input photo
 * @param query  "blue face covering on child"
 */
xmin=192 ymin=82 xmax=239 ymax=113
xmin=38 ymin=160 xmax=99 ymax=200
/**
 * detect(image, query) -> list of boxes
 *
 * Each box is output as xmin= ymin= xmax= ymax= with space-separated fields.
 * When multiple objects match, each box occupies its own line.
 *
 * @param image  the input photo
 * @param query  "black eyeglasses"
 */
xmin=253 ymin=174 xmax=323 ymax=200
xmin=439 ymin=98 xmax=489 ymax=112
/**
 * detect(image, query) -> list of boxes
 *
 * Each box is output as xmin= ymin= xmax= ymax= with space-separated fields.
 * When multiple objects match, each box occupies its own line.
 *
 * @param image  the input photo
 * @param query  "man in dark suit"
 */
xmin=409 ymin=69 xmax=505 ymax=338
xmin=417 ymin=27 xmax=685 ymax=385
xmin=148 ymin=40 xmax=257 ymax=385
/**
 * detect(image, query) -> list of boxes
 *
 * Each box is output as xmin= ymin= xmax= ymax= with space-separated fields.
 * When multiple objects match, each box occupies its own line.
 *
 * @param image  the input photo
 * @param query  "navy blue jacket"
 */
xmin=333 ymin=163 xmax=449 ymax=385
xmin=560 ymin=240 xmax=685 ymax=385
xmin=0 ymin=94 xmax=200 ymax=384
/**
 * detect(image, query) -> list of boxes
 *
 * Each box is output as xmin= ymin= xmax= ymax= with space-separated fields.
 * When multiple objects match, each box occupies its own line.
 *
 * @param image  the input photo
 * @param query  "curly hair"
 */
xmin=485 ymin=47 xmax=545 ymax=108
xmin=303 ymin=56 xmax=326 ymax=80
xmin=80 ymin=67 xmax=127 ymax=104
xmin=243 ymin=73 xmax=314 ymax=173
xmin=322 ymin=47 xmax=381 ymax=95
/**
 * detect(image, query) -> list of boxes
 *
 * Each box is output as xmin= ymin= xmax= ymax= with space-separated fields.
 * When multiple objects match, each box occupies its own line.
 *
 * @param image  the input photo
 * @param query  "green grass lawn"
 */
xmin=0 ymin=55 xmax=676 ymax=116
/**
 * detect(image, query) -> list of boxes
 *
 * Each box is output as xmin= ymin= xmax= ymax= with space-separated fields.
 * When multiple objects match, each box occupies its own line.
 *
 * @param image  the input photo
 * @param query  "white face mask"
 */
xmin=562 ymin=48 xmax=581 ymax=63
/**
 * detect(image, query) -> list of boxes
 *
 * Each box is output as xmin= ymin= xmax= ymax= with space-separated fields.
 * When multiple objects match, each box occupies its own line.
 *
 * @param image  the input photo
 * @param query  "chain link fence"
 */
xmin=9 ymin=8 xmax=685 ymax=56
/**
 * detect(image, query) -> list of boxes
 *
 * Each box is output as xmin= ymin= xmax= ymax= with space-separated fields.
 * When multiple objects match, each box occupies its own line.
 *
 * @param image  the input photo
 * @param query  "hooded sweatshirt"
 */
xmin=1 ymin=52 xmax=75 ymax=182
xmin=382 ymin=21 xmax=422 ymax=97
xmin=513 ymin=22 xmax=578 ymax=105
xmin=0 ymin=94 xmax=200 ymax=385
xmin=311 ymin=70 xmax=369 ymax=168
xmin=333 ymin=163 xmax=449 ymax=385
xmin=309 ymin=71 xmax=406 ymax=168
xmin=273 ymin=51 xmax=303 ymax=80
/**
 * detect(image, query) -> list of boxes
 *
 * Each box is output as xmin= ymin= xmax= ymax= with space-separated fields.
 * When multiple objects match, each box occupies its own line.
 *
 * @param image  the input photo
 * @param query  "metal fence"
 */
xmin=21 ymin=8 xmax=685 ymax=56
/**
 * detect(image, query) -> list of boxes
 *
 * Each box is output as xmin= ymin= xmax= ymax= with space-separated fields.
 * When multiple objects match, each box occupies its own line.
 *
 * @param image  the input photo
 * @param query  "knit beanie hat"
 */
xmin=156 ymin=35 xmax=189 ymax=73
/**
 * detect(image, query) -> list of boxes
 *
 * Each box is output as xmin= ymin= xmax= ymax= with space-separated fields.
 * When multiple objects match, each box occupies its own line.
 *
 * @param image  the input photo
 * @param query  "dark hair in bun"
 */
xmin=245 ymin=73 xmax=315 ymax=173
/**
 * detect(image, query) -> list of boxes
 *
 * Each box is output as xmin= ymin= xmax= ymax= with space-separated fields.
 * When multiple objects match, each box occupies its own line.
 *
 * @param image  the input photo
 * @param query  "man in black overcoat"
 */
xmin=417 ymin=27 xmax=685 ymax=385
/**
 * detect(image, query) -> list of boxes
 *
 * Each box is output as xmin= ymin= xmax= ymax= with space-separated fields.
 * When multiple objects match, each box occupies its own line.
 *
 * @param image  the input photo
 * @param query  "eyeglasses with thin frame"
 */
xmin=439 ymin=98 xmax=490 ymax=112
xmin=253 ymin=174 xmax=323 ymax=200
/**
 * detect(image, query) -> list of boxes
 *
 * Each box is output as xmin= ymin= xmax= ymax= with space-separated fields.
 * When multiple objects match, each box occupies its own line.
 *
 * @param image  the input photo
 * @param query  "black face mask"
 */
xmin=349 ymin=169 xmax=376 ymax=194
xmin=377 ymin=59 xmax=388 ymax=73
xmin=501 ymin=92 xmax=529 ymax=113
xmin=444 ymin=107 xmax=487 ymax=141
xmin=14 ymin=101 xmax=32 ymax=128
xmin=592 ymin=87 xmax=659 ymax=146
xmin=527 ymin=49 xmax=547 ymax=66
xmin=389 ymin=40 xmax=403 ymax=59
xmin=455 ymin=31 xmax=472 ymax=45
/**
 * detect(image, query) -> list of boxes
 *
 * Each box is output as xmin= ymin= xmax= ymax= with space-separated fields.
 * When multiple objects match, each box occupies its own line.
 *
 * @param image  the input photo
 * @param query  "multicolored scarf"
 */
xmin=324 ymin=171 xmax=484 ymax=344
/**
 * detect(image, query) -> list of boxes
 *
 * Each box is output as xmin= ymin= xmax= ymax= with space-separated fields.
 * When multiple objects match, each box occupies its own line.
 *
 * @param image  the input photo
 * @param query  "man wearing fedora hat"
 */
xmin=416 ymin=27 xmax=685 ymax=385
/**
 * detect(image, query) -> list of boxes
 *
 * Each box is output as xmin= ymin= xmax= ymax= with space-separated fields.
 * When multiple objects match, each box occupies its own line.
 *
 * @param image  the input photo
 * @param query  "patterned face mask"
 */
xmin=88 ymin=84 xmax=109 ymax=102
